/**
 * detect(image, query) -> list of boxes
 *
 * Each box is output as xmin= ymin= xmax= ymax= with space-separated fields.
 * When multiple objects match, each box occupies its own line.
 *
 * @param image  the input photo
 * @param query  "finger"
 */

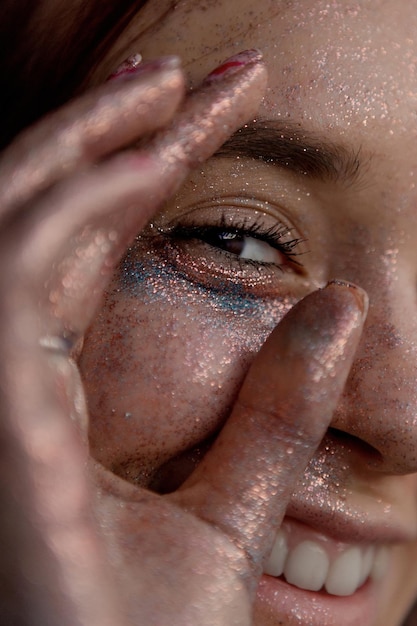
xmin=0 ymin=50 xmax=267 ymax=340
xmin=0 ymin=310 xmax=128 ymax=626
xmin=146 ymin=49 xmax=267 ymax=178
xmin=0 ymin=52 xmax=268 ymax=625
xmin=176 ymin=282 xmax=368 ymax=582
xmin=0 ymin=57 xmax=185 ymax=214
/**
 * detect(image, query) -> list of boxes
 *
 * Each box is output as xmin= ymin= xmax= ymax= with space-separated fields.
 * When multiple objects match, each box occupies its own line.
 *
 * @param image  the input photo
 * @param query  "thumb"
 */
xmin=175 ymin=281 xmax=368 ymax=590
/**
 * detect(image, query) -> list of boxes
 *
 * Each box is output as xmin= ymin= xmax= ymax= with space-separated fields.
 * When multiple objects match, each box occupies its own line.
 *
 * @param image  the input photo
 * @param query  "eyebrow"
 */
xmin=215 ymin=120 xmax=363 ymax=185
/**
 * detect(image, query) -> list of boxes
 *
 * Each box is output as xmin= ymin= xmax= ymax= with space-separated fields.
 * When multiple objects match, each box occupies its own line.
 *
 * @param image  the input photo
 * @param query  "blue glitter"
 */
xmin=120 ymin=255 xmax=274 ymax=318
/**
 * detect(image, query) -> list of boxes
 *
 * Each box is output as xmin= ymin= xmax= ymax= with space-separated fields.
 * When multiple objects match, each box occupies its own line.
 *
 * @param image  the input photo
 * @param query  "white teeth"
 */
xmin=284 ymin=541 xmax=330 ymax=592
xmin=359 ymin=545 xmax=375 ymax=587
xmin=325 ymin=546 xmax=362 ymax=596
xmin=264 ymin=530 xmax=288 ymax=577
xmin=371 ymin=546 xmax=389 ymax=581
xmin=264 ymin=530 xmax=388 ymax=597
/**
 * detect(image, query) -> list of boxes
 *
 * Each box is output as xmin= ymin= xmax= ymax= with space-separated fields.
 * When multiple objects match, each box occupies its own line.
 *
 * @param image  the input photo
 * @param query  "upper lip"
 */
xmin=285 ymin=485 xmax=417 ymax=545
xmin=152 ymin=435 xmax=417 ymax=545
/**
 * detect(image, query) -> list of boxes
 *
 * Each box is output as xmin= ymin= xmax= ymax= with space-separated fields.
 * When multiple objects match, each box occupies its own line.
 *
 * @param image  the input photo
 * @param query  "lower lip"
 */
xmin=255 ymin=574 xmax=378 ymax=626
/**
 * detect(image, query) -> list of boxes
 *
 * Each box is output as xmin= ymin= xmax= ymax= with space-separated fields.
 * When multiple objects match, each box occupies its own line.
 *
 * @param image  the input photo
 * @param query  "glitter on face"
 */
xmin=120 ymin=246 xmax=295 ymax=321
xmin=81 ymin=2 xmax=417 ymax=625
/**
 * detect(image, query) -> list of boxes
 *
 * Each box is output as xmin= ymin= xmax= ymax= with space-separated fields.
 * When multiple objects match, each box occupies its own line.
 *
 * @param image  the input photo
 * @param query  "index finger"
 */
xmin=178 ymin=282 xmax=367 ymax=581
xmin=0 ymin=58 xmax=185 ymax=214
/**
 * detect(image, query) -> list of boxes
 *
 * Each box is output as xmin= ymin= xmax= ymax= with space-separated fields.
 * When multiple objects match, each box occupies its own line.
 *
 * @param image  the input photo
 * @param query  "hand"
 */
xmin=0 ymin=51 xmax=366 ymax=626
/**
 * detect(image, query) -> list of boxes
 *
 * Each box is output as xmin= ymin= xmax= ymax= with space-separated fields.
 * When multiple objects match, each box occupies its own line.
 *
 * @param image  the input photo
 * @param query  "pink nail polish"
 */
xmin=107 ymin=55 xmax=180 ymax=82
xmin=203 ymin=49 xmax=263 ymax=84
xmin=107 ymin=53 xmax=143 ymax=81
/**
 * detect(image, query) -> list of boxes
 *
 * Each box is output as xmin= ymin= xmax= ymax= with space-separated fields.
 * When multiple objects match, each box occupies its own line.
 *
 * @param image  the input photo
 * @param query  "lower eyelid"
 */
xmin=137 ymin=231 xmax=309 ymax=303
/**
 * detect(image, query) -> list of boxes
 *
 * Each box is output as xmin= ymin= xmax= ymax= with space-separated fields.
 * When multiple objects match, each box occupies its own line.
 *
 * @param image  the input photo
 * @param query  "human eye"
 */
xmin=163 ymin=214 xmax=303 ymax=270
xmin=127 ymin=198 xmax=310 ymax=302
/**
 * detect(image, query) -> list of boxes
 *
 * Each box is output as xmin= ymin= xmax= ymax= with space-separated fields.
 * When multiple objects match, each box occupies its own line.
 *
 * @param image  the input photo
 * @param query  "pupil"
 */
xmin=213 ymin=231 xmax=244 ymax=256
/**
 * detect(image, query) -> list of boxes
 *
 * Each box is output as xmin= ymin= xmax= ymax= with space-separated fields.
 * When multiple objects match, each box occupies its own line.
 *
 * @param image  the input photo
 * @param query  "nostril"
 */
xmin=325 ymin=427 xmax=384 ymax=468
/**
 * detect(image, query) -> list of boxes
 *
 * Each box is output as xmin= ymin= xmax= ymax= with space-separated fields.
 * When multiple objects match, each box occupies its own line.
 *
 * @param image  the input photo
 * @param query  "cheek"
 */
xmin=80 ymin=281 xmax=293 ymax=487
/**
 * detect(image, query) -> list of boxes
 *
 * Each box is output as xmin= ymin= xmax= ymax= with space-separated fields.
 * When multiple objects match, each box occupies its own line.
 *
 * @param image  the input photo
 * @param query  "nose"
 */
xmin=329 ymin=274 xmax=417 ymax=475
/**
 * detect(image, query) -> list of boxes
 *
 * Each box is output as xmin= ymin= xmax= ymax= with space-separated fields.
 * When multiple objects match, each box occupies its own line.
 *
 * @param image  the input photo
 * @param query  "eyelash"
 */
xmin=159 ymin=216 xmax=305 ymax=271
xmin=124 ymin=207 xmax=311 ymax=305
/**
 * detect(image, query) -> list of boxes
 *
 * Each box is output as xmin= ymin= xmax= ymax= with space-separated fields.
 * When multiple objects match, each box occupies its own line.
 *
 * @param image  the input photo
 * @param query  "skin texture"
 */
xmin=0 ymin=49 xmax=368 ymax=626
xmin=1 ymin=2 xmax=417 ymax=626
xmin=80 ymin=1 xmax=417 ymax=625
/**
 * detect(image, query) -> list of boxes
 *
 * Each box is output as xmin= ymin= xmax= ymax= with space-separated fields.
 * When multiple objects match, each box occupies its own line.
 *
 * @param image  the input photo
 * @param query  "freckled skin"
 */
xmin=81 ymin=1 xmax=417 ymax=625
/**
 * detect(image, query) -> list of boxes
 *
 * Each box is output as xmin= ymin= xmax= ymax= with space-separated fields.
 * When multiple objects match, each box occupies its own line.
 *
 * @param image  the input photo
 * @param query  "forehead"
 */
xmin=106 ymin=0 xmax=417 ymax=203
xmin=112 ymin=0 xmax=417 ymax=121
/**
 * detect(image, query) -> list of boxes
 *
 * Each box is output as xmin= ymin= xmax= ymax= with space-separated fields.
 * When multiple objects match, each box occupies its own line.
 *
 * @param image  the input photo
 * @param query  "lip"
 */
xmin=256 ymin=570 xmax=379 ymax=626
xmin=255 ymin=515 xmax=388 ymax=626
xmin=143 ymin=437 xmax=417 ymax=623
xmin=254 ymin=496 xmax=417 ymax=626
xmin=285 ymin=491 xmax=417 ymax=545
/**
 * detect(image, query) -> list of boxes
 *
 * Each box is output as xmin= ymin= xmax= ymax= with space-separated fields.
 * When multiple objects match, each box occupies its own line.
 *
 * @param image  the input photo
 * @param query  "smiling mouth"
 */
xmin=263 ymin=523 xmax=389 ymax=597
xmin=141 ymin=439 xmax=402 ymax=602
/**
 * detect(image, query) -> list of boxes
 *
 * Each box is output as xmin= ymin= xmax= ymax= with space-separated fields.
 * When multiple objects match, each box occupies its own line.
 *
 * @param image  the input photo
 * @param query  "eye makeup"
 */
xmin=119 ymin=236 xmax=311 ymax=327
xmin=124 ymin=194 xmax=309 ymax=284
xmin=163 ymin=216 xmax=303 ymax=269
xmin=120 ymin=246 xmax=295 ymax=320
xmin=115 ymin=171 xmax=318 ymax=341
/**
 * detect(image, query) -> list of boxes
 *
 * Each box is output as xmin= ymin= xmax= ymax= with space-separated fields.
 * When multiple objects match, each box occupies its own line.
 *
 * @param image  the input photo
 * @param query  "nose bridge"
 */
xmin=329 ymin=271 xmax=417 ymax=474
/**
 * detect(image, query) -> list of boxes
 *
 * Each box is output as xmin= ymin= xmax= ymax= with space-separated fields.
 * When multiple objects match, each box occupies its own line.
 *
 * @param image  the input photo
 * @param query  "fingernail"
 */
xmin=107 ymin=53 xmax=142 ymax=80
xmin=107 ymin=55 xmax=181 ymax=82
xmin=326 ymin=279 xmax=369 ymax=316
xmin=202 ymin=49 xmax=263 ymax=85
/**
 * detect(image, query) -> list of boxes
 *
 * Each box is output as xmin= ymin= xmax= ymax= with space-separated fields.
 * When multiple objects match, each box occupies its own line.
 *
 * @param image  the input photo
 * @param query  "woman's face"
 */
xmin=80 ymin=1 xmax=417 ymax=624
